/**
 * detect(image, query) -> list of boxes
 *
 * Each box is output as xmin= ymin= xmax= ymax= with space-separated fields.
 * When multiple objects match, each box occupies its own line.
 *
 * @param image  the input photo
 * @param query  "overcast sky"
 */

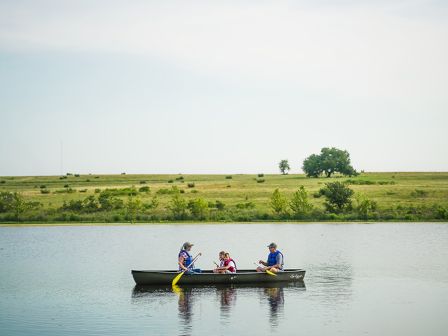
xmin=0 ymin=0 xmax=447 ymax=176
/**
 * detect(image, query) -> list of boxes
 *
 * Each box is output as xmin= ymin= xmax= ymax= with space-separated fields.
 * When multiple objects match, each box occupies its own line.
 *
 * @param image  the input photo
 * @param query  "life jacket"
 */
xmin=223 ymin=258 xmax=237 ymax=273
xmin=178 ymin=250 xmax=193 ymax=270
xmin=267 ymin=250 xmax=284 ymax=268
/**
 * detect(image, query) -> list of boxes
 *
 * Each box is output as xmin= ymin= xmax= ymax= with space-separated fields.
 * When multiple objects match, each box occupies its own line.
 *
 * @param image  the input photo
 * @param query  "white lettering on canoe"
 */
xmin=290 ymin=274 xmax=303 ymax=279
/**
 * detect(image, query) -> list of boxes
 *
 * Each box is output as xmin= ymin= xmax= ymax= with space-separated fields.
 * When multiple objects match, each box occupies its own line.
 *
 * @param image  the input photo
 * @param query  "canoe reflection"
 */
xmin=132 ymin=282 xmax=306 ymax=330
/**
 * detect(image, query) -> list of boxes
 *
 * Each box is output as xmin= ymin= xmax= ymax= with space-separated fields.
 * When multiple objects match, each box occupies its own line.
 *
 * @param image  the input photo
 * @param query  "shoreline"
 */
xmin=1 ymin=220 xmax=447 ymax=227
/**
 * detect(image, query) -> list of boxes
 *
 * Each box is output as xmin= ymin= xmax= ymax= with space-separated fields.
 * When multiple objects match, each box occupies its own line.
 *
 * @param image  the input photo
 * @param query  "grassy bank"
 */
xmin=1 ymin=172 xmax=447 ymax=223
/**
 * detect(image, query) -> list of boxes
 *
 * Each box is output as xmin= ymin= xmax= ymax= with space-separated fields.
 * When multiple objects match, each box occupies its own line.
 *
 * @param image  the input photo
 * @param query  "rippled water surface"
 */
xmin=1 ymin=223 xmax=448 ymax=335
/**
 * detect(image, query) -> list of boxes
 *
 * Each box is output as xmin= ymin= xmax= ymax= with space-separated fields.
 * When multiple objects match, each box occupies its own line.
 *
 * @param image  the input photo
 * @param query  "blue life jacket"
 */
xmin=267 ymin=250 xmax=284 ymax=268
xmin=179 ymin=250 xmax=193 ymax=270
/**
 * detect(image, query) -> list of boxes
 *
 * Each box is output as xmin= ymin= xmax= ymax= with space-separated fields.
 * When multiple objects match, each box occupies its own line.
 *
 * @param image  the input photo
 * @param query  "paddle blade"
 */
xmin=172 ymin=284 xmax=182 ymax=295
xmin=172 ymin=271 xmax=184 ymax=286
xmin=265 ymin=269 xmax=277 ymax=276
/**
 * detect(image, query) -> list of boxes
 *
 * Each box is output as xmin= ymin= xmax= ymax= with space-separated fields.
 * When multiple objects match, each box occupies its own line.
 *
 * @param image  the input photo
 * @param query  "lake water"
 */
xmin=1 ymin=223 xmax=448 ymax=336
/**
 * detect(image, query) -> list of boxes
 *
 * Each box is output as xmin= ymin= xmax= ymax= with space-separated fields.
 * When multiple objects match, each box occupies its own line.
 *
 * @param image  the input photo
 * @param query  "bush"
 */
xmin=290 ymin=186 xmax=313 ymax=217
xmin=157 ymin=186 xmax=179 ymax=195
xmin=354 ymin=194 xmax=377 ymax=219
xmin=236 ymin=202 xmax=256 ymax=209
xmin=190 ymin=190 xmax=198 ymax=193
xmin=94 ymin=176 xmax=100 ymax=179
xmin=79 ymin=189 xmax=88 ymax=193
xmin=215 ymin=200 xmax=226 ymax=210
xmin=98 ymin=191 xmax=124 ymax=210
xmin=40 ymin=189 xmax=50 ymax=194
xmin=74 ymin=174 xmax=80 ymax=177
xmin=139 ymin=186 xmax=150 ymax=193
xmin=270 ymin=189 xmax=288 ymax=215
xmin=187 ymin=183 xmax=195 ymax=188
xmin=0 ymin=180 xmax=5 ymax=184
xmin=256 ymin=179 xmax=265 ymax=183
xmin=102 ymin=187 xmax=138 ymax=196
xmin=40 ymin=185 xmax=46 ymax=189
xmin=175 ymin=176 xmax=184 ymax=181
xmin=94 ymin=188 xmax=101 ymax=193
xmin=188 ymin=198 xmax=209 ymax=219
xmin=59 ymin=176 xmax=67 ymax=179
xmin=258 ymin=173 xmax=264 ymax=177
xmin=345 ymin=179 xmax=375 ymax=185
xmin=226 ymin=185 xmax=231 ymax=188
xmin=168 ymin=180 xmax=174 ymax=183
xmin=139 ymin=181 xmax=146 ymax=184
xmin=225 ymin=176 xmax=233 ymax=179
xmin=64 ymin=184 xmax=70 ymax=188
xmin=319 ymin=182 xmax=354 ymax=213
xmin=169 ymin=194 xmax=187 ymax=219
xmin=180 ymin=189 xmax=185 ymax=193
xmin=411 ymin=189 xmax=428 ymax=197
xmin=54 ymin=188 xmax=75 ymax=194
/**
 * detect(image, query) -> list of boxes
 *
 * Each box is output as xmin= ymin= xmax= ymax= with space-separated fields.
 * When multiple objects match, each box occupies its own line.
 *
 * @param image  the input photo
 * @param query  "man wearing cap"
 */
xmin=257 ymin=243 xmax=284 ymax=273
xmin=178 ymin=242 xmax=202 ymax=274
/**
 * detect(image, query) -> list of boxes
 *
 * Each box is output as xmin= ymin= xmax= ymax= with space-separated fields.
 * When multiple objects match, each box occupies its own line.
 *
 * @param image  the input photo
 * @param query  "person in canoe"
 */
xmin=178 ymin=242 xmax=202 ymax=274
xmin=213 ymin=251 xmax=226 ymax=273
xmin=256 ymin=242 xmax=284 ymax=273
xmin=215 ymin=252 xmax=237 ymax=274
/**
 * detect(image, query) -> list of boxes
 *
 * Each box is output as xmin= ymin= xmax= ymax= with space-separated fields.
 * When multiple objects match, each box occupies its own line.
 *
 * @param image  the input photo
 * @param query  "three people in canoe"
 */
xmin=178 ymin=242 xmax=283 ymax=274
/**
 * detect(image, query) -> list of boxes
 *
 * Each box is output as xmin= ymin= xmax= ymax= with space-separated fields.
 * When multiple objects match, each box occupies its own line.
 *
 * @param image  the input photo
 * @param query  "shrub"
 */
xmin=66 ymin=173 xmax=73 ymax=176
xmin=121 ymin=172 xmax=126 ymax=175
xmin=215 ymin=200 xmax=226 ymax=210
xmin=225 ymin=176 xmax=233 ymax=179
xmin=169 ymin=194 xmax=187 ymax=219
xmin=54 ymin=188 xmax=75 ymax=194
xmin=112 ymin=214 xmax=122 ymax=222
xmin=64 ymin=184 xmax=70 ymax=188
xmin=98 ymin=191 xmax=124 ymax=210
xmin=94 ymin=176 xmax=100 ymax=179
xmin=256 ymin=179 xmax=265 ymax=183
xmin=236 ymin=202 xmax=255 ymax=209
xmin=290 ymin=186 xmax=313 ymax=217
xmin=140 ymin=181 xmax=146 ymax=184
xmin=0 ymin=180 xmax=5 ymax=184
xmin=40 ymin=185 xmax=46 ymax=189
xmin=187 ymin=183 xmax=195 ymax=188
xmin=180 ymin=189 xmax=185 ymax=194
xmin=319 ymin=182 xmax=354 ymax=213
xmin=411 ymin=189 xmax=428 ymax=197
xmin=40 ymin=189 xmax=50 ymax=194
xmin=125 ymin=196 xmax=142 ymax=223
xmin=188 ymin=198 xmax=209 ymax=219
xmin=270 ymin=189 xmax=288 ymax=215
xmin=226 ymin=185 xmax=231 ymax=188
xmin=79 ymin=189 xmax=88 ymax=193
xmin=378 ymin=181 xmax=395 ymax=185
xmin=190 ymin=190 xmax=198 ymax=193
xmin=345 ymin=179 xmax=375 ymax=185
xmin=102 ymin=187 xmax=138 ymax=196
xmin=59 ymin=176 xmax=67 ymax=179
xmin=168 ymin=180 xmax=174 ymax=183
xmin=94 ymin=189 xmax=101 ymax=193
xmin=156 ymin=186 xmax=179 ymax=195
xmin=435 ymin=206 xmax=448 ymax=220
xmin=139 ymin=186 xmax=150 ymax=193
xmin=175 ymin=176 xmax=184 ymax=181
xmin=74 ymin=174 xmax=80 ymax=177
xmin=258 ymin=173 xmax=264 ymax=177
xmin=354 ymin=194 xmax=378 ymax=219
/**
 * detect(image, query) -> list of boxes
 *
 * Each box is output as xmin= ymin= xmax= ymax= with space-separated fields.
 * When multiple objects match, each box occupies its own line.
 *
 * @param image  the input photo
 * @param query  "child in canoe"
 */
xmin=213 ymin=251 xmax=226 ymax=273
xmin=215 ymin=252 xmax=237 ymax=274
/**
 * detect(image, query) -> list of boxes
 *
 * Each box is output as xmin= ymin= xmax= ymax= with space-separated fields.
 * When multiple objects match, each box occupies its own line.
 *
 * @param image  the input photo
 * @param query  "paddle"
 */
xmin=254 ymin=262 xmax=277 ymax=276
xmin=172 ymin=253 xmax=202 ymax=286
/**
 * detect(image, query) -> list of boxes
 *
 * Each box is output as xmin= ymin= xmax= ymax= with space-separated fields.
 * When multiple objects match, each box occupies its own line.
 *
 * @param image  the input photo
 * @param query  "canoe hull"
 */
xmin=131 ymin=269 xmax=305 ymax=285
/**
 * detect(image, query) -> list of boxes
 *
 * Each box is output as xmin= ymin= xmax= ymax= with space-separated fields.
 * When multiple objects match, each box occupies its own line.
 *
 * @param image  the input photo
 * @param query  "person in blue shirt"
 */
xmin=178 ymin=242 xmax=202 ymax=274
xmin=257 ymin=242 xmax=284 ymax=273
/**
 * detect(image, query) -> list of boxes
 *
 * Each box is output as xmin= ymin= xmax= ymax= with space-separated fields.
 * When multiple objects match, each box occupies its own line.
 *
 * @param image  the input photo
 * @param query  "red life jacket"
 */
xmin=223 ymin=258 xmax=237 ymax=273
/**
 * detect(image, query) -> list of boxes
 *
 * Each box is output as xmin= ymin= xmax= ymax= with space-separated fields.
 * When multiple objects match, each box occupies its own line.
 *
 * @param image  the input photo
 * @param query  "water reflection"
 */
xmin=132 ymin=282 xmax=305 ymax=332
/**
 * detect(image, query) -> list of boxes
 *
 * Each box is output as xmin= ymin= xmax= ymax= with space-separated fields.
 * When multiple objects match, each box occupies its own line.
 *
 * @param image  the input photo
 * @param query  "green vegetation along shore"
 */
xmin=1 ymin=172 xmax=448 ymax=224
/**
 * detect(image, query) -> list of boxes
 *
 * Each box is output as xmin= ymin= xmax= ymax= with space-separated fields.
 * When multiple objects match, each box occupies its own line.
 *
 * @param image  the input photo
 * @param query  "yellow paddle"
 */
xmin=254 ymin=262 xmax=277 ymax=276
xmin=172 ymin=253 xmax=201 ymax=286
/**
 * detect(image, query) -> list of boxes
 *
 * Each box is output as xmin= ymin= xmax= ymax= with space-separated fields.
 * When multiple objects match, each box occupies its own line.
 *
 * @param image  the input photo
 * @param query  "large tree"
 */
xmin=303 ymin=147 xmax=357 ymax=178
xmin=319 ymin=182 xmax=354 ymax=213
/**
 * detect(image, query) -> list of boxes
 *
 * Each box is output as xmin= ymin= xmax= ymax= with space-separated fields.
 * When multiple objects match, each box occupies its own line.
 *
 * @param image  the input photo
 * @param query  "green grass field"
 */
xmin=1 ymin=172 xmax=448 ymax=223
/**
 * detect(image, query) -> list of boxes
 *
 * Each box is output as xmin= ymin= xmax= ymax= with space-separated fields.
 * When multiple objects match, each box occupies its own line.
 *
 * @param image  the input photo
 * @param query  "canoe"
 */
xmin=131 ymin=269 xmax=305 ymax=285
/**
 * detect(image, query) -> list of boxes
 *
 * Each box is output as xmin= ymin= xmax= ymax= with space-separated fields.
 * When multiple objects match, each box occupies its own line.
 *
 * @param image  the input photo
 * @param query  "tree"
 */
xmin=302 ymin=154 xmax=322 ymax=178
xmin=0 ymin=191 xmax=14 ymax=213
xmin=126 ymin=196 xmax=142 ymax=223
xmin=169 ymin=193 xmax=187 ymax=219
xmin=303 ymin=147 xmax=357 ymax=178
xmin=278 ymin=160 xmax=290 ymax=175
xmin=289 ymin=186 xmax=313 ymax=217
xmin=187 ymin=198 xmax=209 ymax=219
xmin=270 ymin=188 xmax=288 ymax=215
xmin=319 ymin=182 xmax=354 ymax=213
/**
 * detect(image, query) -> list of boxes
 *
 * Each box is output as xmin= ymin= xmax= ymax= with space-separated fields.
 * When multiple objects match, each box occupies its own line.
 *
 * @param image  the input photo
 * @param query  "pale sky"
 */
xmin=0 ymin=0 xmax=447 ymax=175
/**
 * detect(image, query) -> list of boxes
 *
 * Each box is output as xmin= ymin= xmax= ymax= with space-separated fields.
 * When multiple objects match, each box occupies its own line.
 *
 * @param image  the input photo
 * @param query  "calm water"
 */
xmin=1 ymin=223 xmax=448 ymax=336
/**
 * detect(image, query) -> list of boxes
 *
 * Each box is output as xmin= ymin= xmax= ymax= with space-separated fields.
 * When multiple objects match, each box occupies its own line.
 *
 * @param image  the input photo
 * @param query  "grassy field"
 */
xmin=1 ymin=172 xmax=448 ymax=223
